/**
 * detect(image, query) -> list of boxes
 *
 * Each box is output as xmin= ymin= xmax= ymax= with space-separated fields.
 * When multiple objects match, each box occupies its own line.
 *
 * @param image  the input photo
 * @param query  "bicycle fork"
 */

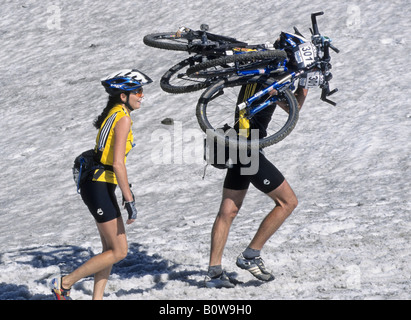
xmin=237 ymin=70 xmax=304 ymax=117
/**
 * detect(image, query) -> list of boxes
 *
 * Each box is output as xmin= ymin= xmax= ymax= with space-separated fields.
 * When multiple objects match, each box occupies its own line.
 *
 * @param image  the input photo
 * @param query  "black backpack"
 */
xmin=204 ymin=124 xmax=236 ymax=170
xmin=72 ymin=149 xmax=104 ymax=193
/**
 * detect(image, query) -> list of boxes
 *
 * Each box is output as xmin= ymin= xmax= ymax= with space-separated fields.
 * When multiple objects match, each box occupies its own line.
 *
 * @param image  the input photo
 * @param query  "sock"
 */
xmin=208 ymin=265 xmax=223 ymax=278
xmin=242 ymin=247 xmax=260 ymax=259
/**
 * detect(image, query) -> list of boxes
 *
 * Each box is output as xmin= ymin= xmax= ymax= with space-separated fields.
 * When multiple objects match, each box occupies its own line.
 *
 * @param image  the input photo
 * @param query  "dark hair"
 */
xmin=93 ymin=95 xmax=123 ymax=129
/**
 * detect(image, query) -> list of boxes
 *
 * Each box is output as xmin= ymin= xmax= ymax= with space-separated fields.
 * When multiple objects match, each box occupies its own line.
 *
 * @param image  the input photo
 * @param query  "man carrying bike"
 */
xmin=143 ymin=12 xmax=337 ymax=288
xmin=205 ymin=85 xmax=308 ymax=288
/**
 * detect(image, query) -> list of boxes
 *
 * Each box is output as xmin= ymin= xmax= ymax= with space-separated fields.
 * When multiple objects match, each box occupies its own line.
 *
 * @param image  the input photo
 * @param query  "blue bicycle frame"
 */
xmin=233 ymin=11 xmax=338 ymax=118
xmin=237 ymin=69 xmax=304 ymax=117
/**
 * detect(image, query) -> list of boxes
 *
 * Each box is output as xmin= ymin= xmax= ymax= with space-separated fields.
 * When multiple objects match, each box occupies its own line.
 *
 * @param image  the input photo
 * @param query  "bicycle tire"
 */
xmin=187 ymin=50 xmax=287 ymax=77
xmin=143 ymin=31 xmax=247 ymax=52
xmin=160 ymin=55 xmax=216 ymax=94
xmin=143 ymin=32 xmax=191 ymax=51
xmin=188 ymin=59 xmax=278 ymax=79
xmin=196 ymin=75 xmax=299 ymax=150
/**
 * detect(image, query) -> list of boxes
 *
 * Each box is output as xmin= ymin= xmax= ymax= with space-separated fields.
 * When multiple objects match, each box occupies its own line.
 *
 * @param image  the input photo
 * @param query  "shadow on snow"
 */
xmin=0 ymin=243 xmax=204 ymax=300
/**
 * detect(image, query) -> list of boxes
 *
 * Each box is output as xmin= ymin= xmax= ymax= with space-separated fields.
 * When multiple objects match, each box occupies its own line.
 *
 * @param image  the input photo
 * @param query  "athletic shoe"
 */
xmin=204 ymin=271 xmax=236 ymax=288
xmin=50 ymin=277 xmax=72 ymax=300
xmin=236 ymin=253 xmax=275 ymax=281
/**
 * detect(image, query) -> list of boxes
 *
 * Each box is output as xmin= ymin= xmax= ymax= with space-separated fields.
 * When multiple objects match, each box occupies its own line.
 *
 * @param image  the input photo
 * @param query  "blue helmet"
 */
xmin=101 ymin=69 xmax=153 ymax=96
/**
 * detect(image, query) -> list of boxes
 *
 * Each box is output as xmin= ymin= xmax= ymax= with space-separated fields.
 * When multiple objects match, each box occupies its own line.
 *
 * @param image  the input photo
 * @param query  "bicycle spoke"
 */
xmin=205 ymin=85 xmax=241 ymax=129
xmin=197 ymin=76 xmax=299 ymax=149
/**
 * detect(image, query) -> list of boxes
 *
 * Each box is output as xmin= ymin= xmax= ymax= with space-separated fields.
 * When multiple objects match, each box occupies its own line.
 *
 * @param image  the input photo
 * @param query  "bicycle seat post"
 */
xmin=200 ymin=24 xmax=209 ymax=46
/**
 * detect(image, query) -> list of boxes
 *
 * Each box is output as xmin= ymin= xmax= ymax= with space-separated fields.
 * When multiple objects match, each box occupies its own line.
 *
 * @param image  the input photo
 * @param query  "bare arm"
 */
xmin=295 ymin=87 xmax=308 ymax=110
xmin=272 ymin=86 xmax=309 ymax=113
xmin=112 ymin=116 xmax=134 ymax=203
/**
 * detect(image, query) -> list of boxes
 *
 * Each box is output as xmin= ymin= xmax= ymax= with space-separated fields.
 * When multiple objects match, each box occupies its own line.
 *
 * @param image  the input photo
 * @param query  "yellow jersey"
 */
xmin=92 ymin=104 xmax=134 ymax=184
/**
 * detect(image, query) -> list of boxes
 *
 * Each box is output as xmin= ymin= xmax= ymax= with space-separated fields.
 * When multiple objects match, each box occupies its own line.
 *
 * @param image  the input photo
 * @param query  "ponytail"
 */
xmin=93 ymin=95 xmax=123 ymax=129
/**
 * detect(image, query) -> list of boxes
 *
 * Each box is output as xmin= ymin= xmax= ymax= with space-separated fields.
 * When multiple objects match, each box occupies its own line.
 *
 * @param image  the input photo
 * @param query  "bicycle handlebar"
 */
xmin=311 ymin=11 xmax=324 ymax=36
xmin=309 ymin=11 xmax=339 ymax=106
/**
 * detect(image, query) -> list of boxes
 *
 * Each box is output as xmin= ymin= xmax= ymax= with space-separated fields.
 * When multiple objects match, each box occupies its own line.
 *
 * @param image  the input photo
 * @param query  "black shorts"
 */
xmin=80 ymin=180 xmax=121 ymax=223
xmin=223 ymin=152 xmax=285 ymax=193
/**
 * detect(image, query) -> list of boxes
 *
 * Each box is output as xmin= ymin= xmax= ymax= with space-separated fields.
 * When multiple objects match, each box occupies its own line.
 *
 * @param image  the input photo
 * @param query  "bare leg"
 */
xmin=61 ymin=216 xmax=128 ymax=299
xmin=92 ymin=262 xmax=112 ymax=300
xmin=92 ymin=219 xmax=122 ymax=300
xmin=248 ymin=180 xmax=298 ymax=250
xmin=209 ymin=188 xmax=248 ymax=267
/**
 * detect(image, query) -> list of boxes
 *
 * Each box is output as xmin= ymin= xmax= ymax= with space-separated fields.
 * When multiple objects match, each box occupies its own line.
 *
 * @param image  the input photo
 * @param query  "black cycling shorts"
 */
xmin=80 ymin=180 xmax=121 ymax=223
xmin=223 ymin=152 xmax=285 ymax=194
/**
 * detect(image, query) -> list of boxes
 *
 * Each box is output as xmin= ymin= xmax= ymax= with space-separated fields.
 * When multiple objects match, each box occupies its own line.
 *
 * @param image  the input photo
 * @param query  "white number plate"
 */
xmin=300 ymin=71 xmax=322 ymax=88
xmin=294 ymin=42 xmax=316 ymax=68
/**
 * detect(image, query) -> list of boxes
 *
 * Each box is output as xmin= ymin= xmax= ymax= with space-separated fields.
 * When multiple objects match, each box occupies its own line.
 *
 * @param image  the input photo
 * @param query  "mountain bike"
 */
xmin=196 ymin=12 xmax=339 ymax=150
xmin=143 ymin=25 xmax=286 ymax=94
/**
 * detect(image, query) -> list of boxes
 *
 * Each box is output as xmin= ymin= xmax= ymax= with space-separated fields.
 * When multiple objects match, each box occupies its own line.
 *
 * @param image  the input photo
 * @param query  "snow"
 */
xmin=0 ymin=0 xmax=410 ymax=300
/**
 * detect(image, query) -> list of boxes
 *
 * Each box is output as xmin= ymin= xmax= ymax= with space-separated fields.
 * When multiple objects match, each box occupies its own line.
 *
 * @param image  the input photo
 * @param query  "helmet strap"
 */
xmin=126 ymin=94 xmax=132 ymax=111
xmin=121 ymin=92 xmax=133 ymax=113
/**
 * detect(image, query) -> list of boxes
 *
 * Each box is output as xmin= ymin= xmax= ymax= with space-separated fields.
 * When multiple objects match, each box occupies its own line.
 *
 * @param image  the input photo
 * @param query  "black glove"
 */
xmin=122 ymin=184 xmax=136 ymax=221
xmin=124 ymin=200 xmax=137 ymax=220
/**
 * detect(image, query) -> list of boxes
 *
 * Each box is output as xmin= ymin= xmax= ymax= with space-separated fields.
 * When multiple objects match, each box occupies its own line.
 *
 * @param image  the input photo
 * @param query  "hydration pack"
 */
xmin=72 ymin=149 xmax=104 ymax=193
xmin=204 ymin=124 xmax=236 ymax=170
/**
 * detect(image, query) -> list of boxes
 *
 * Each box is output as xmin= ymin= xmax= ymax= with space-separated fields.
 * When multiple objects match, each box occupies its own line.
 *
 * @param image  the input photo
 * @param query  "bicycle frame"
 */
xmin=237 ymin=70 xmax=304 ymax=116
xmin=181 ymin=24 xmax=249 ymax=55
xmin=235 ymin=11 xmax=338 ymax=119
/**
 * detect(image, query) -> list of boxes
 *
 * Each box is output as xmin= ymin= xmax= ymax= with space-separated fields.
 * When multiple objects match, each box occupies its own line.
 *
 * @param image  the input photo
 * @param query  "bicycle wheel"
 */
xmin=143 ymin=32 xmax=193 ymax=51
xmin=143 ymin=31 xmax=247 ymax=52
xmin=188 ymin=58 xmax=277 ymax=79
xmin=196 ymin=75 xmax=299 ymax=150
xmin=187 ymin=50 xmax=287 ymax=77
xmin=160 ymin=55 xmax=217 ymax=94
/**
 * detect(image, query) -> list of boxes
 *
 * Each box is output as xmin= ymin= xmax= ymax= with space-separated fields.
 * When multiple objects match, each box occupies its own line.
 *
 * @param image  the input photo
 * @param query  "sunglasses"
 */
xmin=131 ymin=88 xmax=143 ymax=97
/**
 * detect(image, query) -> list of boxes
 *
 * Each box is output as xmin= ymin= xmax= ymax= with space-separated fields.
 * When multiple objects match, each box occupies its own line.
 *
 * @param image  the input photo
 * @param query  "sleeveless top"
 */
xmin=92 ymin=104 xmax=134 ymax=184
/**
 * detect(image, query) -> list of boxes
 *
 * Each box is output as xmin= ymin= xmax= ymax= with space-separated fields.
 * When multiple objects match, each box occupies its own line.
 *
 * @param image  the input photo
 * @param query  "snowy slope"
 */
xmin=0 ymin=0 xmax=409 ymax=300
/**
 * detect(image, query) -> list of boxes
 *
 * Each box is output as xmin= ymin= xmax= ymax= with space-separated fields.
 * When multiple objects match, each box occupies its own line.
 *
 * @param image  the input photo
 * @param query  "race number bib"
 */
xmin=299 ymin=71 xmax=323 ymax=88
xmin=294 ymin=42 xmax=317 ymax=68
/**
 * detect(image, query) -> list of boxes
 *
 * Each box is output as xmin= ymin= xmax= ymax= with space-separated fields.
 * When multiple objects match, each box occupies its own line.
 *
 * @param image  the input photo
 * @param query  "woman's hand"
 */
xmin=124 ymin=200 xmax=137 ymax=224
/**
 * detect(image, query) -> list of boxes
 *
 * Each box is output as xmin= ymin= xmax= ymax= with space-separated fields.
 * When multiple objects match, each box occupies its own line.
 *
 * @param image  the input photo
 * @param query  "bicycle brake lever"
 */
xmin=321 ymin=86 xmax=338 ymax=106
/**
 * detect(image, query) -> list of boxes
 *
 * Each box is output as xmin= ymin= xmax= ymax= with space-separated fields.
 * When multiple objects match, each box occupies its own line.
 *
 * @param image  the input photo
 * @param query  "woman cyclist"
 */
xmin=51 ymin=69 xmax=152 ymax=299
